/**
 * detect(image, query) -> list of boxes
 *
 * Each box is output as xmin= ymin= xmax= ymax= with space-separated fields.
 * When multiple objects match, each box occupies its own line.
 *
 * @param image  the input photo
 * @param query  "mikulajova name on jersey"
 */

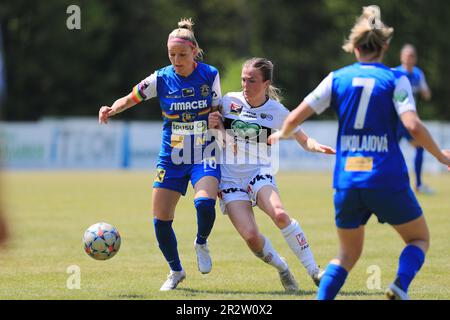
xmin=341 ymin=134 xmax=389 ymax=153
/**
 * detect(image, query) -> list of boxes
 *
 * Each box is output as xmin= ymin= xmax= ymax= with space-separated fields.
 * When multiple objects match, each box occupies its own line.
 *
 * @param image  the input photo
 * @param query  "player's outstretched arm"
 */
xmin=99 ymin=93 xmax=138 ymax=124
xmin=293 ymin=130 xmax=336 ymax=154
xmin=401 ymin=110 xmax=450 ymax=169
xmin=268 ymin=101 xmax=315 ymax=145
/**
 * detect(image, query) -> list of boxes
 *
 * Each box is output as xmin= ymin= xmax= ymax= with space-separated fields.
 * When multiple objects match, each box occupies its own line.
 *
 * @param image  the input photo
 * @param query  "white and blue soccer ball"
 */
xmin=83 ymin=222 xmax=121 ymax=260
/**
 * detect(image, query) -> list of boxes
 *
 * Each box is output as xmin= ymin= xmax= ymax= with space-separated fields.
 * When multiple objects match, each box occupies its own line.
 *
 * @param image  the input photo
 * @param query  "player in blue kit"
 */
xmin=99 ymin=18 xmax=221 ymax=291
xmin=395 ymin=44 xmax=434 ymax=194
xmin=269 ymin=6 xmax=450 ymax=300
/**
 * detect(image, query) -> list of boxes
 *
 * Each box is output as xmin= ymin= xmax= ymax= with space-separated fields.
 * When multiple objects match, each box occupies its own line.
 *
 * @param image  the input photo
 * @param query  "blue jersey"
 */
xmin=132 ymin=62 xmax=221 ymax=163
xmin=394 ymin=65 xmax=429 ymax=98
xmin=305 ymin=62 xmax=417 ymax=190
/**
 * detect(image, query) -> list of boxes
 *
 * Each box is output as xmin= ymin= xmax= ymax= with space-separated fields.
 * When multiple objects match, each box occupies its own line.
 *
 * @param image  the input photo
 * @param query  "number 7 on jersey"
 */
xmin=352 ymin=77 xmax=375 ymax=129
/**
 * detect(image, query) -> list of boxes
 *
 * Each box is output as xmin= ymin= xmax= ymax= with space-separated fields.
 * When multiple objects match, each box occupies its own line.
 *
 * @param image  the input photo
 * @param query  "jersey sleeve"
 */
xmin=131 ymin=72 xmax=157 ymax=103
xmin=211 ymin=72 xmax=222 ymax=107
xmin=393 ymin=75 xmax=417 ymax=115
xmin=220 ymin=94 xmax=230 ymax=116
xmin=304 ymin=72 xmax=333 ymax=114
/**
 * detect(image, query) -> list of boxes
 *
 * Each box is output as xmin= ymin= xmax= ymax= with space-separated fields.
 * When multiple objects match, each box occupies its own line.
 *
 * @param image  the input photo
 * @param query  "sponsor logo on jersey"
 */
xmin=260 ymin=113 xmax=273 ymax=120
xmin=170 ymin=134 xmax=184 ymax=148
xmin=182 ymin=111 xmax=196 ymax=122
xmin=172 ymin=120 xmax=207 ymax=135
xmin=200 ymin=84 xmax=210 ymax=97
xmin=241 ymin=111 xmax=257 ymax=119
xmin=165 ymin=94 xmax=182 ymax=99
xmin=182 ymin=87 xmax=195 ymax=97
xmin=231 ymin=119 xmax=262 ymax=139
xmin=230 ymin=103 xmax=243 ymax=115
xmin=345 ymin=157 xmax=373 ymax=172
xmin=170 ymin=100 xmax=208 ymax=111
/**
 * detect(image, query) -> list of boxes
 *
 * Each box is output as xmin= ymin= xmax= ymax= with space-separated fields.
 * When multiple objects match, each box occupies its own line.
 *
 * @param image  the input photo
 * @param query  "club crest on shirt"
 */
xmin=230 ymin=103 xmax=243 ymax=115
xmin=182 ymin=87 xmax=195 ymax=97
xmin=260 ymin=113 xmax=273 ymax=121
xmin=200 ymin=84 xmax=210 ymax=97
xmin=182 ymin=111 xmax=196 ymax=122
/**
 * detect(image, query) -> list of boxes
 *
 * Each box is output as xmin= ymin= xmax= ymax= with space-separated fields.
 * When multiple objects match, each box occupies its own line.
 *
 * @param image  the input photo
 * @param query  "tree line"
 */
xmin=1 ymin=0 xmax=449 ymax=121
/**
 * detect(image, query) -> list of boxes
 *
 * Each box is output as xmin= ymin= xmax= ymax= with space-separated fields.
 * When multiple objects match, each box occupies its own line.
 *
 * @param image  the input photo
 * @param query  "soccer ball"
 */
xmin=83 ymin=222 xmax=121 ymax=260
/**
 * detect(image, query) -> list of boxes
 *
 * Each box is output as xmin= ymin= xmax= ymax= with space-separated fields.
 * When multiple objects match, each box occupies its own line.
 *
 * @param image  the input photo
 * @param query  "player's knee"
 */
xmin=407 ymin=237 xmax=430 ymax=253
xmin=339 ymin=249 xmax=362 ymax=269
xmin=272 ymin=208 xmax=290 ymax=228
xmin=243 ymin=229 xmax=261 ymax=249
xmin=194 ymin=197 xmax=216 ymax=213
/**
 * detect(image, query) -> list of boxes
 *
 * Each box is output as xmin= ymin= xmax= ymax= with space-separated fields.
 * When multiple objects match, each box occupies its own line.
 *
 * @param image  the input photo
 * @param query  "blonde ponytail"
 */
xmin=342 ymin=5 xmax=393 ymax=57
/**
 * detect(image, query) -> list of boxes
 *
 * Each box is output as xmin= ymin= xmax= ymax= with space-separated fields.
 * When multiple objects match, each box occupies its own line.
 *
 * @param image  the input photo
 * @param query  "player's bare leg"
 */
xmin=227 ymin=200 xmax=298 ymax=292
xmin=257 ymin=185 xmax=323 ymax=285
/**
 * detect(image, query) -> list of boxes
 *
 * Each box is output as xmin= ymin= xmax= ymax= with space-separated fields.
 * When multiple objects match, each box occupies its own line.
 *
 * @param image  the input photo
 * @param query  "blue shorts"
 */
xmin=153 ymin=158 xmax=221 ymax=196
xmin=397 ymin=121 xmax=412 ymax=141
xmin=334 ymin=187 xmax=423 ymax=229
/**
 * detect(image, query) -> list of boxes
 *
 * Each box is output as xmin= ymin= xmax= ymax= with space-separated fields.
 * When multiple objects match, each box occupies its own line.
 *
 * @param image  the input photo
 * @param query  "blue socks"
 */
xmin=317 ymin=264 xmax=348 ymax=300
xmin=315 ymin=245 xmax=425 ymax=299
xmin=153 ymin=198 xmax=215 ymax=271
xmin=414 ymin=147 xmax=424 ymax=187
xmin=396 ymin=244 xmax=425 ymax=292
xmin=153 ymin=218 xmax=182 ymax=272
xmin=194 ymin=197 xmax=216 ymax=245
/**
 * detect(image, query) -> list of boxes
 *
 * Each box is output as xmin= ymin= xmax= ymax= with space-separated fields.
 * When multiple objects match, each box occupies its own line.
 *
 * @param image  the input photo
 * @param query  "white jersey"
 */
xmin=220 ymin=91 xmax=301 ymax=178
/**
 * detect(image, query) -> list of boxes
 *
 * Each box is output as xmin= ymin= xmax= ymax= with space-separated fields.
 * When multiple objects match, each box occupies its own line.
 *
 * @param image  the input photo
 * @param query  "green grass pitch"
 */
xmin=1 ymin=171 xmax=449 ymax=300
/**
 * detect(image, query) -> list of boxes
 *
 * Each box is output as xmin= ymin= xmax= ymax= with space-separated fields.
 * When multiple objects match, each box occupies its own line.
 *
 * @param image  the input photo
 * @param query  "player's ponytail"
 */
xmin=168 ymin=18 xmax=204 ymax=60
xmin=243 ymin=57 xmax=282 ymax=102
xmin=342 ymin=5 xmax=393 ymax=58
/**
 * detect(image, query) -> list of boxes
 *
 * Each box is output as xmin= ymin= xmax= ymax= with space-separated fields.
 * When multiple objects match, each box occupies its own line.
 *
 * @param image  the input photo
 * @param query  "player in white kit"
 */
xmin=209 ymin=58 xmax=335 ymax=292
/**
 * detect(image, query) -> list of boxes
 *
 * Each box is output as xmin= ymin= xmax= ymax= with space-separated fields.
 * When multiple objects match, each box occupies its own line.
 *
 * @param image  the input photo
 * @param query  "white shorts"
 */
xmin=218 ymin=170 xmax=278 ymax=214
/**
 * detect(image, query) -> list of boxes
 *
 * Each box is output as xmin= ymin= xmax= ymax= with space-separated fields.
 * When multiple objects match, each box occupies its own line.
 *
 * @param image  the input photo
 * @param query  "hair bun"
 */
xmin=362 ymin=5 xmax=381 ymax=20
xmin=178 ymin=18 xmax=194 ymax=31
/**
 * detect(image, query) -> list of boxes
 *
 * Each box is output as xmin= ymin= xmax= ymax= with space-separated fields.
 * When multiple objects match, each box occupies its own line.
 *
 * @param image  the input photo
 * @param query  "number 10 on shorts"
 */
xmin=202 ymin=156 xmax=217 ymax=170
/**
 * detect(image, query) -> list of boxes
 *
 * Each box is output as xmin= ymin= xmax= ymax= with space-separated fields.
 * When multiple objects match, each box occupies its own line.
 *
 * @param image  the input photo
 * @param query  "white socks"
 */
xmin=281 ymin=219 xmax=319 ymax=277
xmin=255 ymin=235 xmax=288 ymax=272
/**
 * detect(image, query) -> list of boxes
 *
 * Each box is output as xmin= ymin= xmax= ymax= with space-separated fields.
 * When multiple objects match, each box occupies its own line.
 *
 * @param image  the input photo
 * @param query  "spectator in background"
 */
xmin=395 ymin=44 xmax=434 ymax=194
